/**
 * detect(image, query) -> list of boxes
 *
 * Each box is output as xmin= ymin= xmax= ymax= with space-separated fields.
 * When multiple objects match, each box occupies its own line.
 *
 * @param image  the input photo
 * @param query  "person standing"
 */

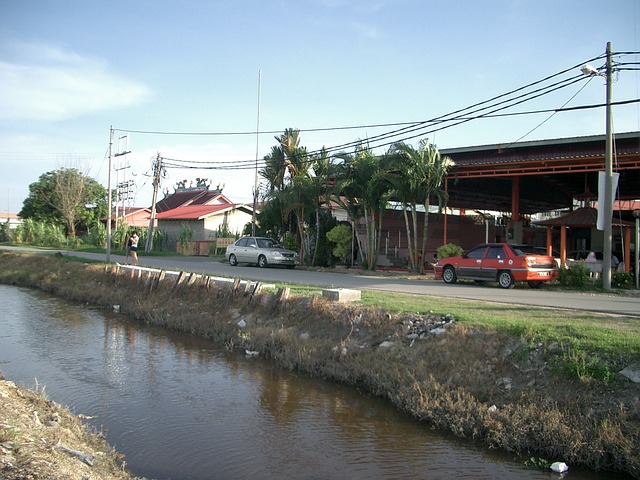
xmin=129 ymin=231 xmax=139 ymax=265
xmin=125 ymin=234 xmax=133 ymax=264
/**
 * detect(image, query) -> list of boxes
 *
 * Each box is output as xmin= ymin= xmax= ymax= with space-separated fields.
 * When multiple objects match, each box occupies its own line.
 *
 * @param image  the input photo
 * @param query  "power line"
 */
xmin=113 ymin=52 xmax=639 ymax=172
xmin=159 ymin=98 xmax=640 ymax=172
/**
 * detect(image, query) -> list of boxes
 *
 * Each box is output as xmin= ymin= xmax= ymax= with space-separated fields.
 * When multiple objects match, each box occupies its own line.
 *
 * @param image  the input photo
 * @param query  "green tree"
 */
xmin=326 ymin=224 xmax=352 ymax=265
xmin=20 ymin=168 xmax=107 ymax=238
xmin=388 ymin=140 xmax=452 ymax=273
xmin=259 ymin=129 xmax=312 ymax=262
xmin=335 ymin=143 xmax=392 ymax=270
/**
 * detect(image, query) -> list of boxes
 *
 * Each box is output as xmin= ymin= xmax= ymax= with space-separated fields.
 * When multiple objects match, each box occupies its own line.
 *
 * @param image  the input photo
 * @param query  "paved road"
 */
xmin=3 ymin=246 xmax=639 ymax=317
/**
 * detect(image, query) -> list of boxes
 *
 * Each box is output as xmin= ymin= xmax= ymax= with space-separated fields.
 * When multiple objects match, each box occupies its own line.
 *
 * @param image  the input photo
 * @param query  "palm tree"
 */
xmin=277 ymin=128 xmax=310 ymax=180
xmin=335 ymin=143 xmax=392 ymax=270
xmin=388 ymin=140 xmax=453 ymax=273
xmin=261 ymin=145 xmax=287 ymax=192
xmin=259 ymin=129 xmax=311 ymax=263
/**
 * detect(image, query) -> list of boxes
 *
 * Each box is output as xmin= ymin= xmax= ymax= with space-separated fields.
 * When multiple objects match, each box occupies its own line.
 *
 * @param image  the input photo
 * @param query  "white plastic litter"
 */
xmin=550 ymin=461 xmax=569 ymax=473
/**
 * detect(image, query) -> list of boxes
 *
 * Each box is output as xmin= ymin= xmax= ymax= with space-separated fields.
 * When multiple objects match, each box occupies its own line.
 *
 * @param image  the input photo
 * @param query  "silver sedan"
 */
xmin=225 ymin=236 xmax=299 ymax=269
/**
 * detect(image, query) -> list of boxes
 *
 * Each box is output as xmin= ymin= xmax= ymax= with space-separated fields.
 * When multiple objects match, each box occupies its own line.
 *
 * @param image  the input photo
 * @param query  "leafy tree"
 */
xmin=20 ymin=168 xmax=107 ymax=238
xmin=326 ymin=224 xmax=352 ymax=265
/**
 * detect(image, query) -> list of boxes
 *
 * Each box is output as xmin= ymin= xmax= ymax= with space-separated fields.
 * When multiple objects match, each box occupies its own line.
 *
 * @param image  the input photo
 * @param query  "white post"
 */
xmin=252 ymin=70 xmax=261 ymax=237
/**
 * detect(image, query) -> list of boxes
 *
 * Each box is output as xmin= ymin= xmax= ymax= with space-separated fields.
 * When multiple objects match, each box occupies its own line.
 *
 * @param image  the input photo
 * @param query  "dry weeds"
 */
xmin=0 ymin=252 xmax=639 ymax=479
xmin=0 ymin=376 xmax=139 ymax=480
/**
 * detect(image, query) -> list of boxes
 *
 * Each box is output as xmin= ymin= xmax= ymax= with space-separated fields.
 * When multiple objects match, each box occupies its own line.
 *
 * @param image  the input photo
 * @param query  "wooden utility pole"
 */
xmin=145 ymin=153 xmax=163 ymax=252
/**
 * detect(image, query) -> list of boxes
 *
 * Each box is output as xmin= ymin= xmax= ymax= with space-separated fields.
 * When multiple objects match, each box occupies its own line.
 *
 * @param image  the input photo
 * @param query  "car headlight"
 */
xmin=271 ymin=251 xmax=283 ymax=256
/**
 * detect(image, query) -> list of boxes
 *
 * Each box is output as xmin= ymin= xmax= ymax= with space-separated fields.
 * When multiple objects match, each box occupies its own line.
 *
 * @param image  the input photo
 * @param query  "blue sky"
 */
xmin=1 ymin=0 xmax=639 ymax=214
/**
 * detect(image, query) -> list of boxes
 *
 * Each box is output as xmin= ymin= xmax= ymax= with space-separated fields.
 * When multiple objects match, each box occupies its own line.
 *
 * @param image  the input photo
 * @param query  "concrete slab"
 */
xmin=322 ymin=288 xmax=361 ymax=302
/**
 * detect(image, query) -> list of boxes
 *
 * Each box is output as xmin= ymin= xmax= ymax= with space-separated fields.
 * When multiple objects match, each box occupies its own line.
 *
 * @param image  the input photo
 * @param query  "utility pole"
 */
xmin=145 ymin=153 xmax=163 ymax=252
xmin=114 ymin=134 xmax=131 ymax=232
xmin=107 ymin=126 xmax=113 ymax=262
xmin=602 ymin=41 xmax=613 ymax=290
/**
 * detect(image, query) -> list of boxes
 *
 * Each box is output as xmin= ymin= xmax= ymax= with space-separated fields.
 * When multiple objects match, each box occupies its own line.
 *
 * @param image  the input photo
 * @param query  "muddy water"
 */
xmin=0 ymin=284 xmax=624 ymax=479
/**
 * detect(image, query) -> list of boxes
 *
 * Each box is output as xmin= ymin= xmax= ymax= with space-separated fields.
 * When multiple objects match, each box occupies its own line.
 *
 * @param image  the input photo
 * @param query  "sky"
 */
xmin=1 ymin=0 xmax=639 ymax=215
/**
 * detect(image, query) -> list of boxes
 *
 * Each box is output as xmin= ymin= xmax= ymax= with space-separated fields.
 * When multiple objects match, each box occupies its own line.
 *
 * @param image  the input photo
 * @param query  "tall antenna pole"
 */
xmin=252 ymin=69 xmax=262 ymax=236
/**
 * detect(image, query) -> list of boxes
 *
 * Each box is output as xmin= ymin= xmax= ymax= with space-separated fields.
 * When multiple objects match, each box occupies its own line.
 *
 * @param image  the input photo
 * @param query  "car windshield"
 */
xmin=257 ymin=238 xmax=280 ymax=249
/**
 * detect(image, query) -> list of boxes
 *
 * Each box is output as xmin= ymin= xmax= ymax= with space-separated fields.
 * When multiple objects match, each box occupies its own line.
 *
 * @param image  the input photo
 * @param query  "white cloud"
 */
xmin=0 ymin=42 xmax=151 ymax=122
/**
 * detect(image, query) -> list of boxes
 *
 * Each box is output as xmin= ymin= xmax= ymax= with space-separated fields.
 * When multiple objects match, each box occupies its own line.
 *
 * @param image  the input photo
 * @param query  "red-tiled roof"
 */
xmin=155 ymin=204 xmax=235 ymax=220
xmin=189 ymin=192 xmax=232 ymax=205
xmin=154 ymin=189 xmax=232 ymax=212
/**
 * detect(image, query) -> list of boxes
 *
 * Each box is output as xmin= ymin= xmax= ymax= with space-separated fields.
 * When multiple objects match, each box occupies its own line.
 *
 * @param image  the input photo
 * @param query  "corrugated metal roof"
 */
xmin=535 ymin=207 xmax=635 ymax=227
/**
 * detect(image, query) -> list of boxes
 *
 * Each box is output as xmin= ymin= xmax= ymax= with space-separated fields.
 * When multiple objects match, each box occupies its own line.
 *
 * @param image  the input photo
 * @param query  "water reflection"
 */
xmin=0 ymin=284 xmax=625 ymax=480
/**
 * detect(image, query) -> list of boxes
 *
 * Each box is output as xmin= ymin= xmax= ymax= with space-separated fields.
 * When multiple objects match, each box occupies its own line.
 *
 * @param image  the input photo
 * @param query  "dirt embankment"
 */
xmin=0 ymin=252 xmax=639 ymax=479
xmin=0 ymin=376 xmax=144 ymax=480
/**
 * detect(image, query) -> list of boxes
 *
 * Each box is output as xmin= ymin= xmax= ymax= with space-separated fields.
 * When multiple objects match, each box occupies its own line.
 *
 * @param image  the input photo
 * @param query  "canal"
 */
xmin=0 ymin=284 xmax=619 ymax=479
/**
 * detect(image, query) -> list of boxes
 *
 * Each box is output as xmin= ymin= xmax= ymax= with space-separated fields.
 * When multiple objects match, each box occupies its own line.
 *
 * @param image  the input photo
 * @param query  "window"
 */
xmin=486 ymin=246 xmax=505 ymax=259
xmin=466 ymin=246 xmax=487 ymax=259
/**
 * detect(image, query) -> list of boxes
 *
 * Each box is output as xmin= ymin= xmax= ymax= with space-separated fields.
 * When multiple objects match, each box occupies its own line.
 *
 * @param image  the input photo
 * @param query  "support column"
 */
xmin=508 ymin=176 xmax=523 ymax=243
xmin=560 ymin=226 xmax=567 ymax=267
xmin=512 ymin=176 xmax=520 ymax=221
xmin=443 ymin=178 xmax=448 ymax=245
xmin=624 ymin=227 xmax=631 ymax=273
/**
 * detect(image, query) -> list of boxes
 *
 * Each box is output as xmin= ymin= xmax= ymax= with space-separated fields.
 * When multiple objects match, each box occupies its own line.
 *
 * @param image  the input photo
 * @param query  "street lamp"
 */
xmin=582 ymin=41 xmax=614 ymax=290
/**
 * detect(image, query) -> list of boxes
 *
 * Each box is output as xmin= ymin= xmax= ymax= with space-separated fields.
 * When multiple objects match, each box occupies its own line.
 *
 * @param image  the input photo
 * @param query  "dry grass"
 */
xmin=0 ymin=376 xmax=139 ymax=480
xmin=1 ymin=251 xmax=639 ymax=479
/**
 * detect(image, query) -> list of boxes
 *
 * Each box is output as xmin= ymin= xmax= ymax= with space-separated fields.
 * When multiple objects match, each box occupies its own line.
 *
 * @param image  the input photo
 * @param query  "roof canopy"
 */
xmin=534 ymin=207 xmax=634 ymax=228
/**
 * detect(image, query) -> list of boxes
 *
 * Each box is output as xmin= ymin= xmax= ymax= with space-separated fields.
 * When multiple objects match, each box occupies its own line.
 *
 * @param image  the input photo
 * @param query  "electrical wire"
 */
xmin=116 ymin=52 xmax=638 ymax=173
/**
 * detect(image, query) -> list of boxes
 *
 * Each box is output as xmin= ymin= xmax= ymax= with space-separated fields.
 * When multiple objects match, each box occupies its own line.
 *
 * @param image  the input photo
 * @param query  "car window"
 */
xmin=511 ymin=245 xmax=536 ymax=255
xmin=486 ymin=246 xmax=506 ymax=259
xmin=236 ymin=238 xmax=247 ymax=247
xmin=259 ymin=238 xmax=281 ymax=248
xmin=465 ymin=246 xmax=486 ymax=259
xmin=247 ymin=238 xmax=256 ymax=247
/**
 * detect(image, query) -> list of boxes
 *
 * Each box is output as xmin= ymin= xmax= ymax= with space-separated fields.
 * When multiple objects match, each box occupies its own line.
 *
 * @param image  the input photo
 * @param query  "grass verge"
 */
xmin=0 ymin=251 xmax=638 ymax=478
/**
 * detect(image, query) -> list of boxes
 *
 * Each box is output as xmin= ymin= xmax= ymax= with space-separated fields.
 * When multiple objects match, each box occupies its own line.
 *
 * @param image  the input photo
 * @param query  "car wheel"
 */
xmin=498 ymin=271 xmax=515 ymax=289
xmin=528 ymin=281 xmax=543 ymax=289
xmin=258 ymin=255 xmax=268 ymax=268
xmin=442 ymin=266 xmax=457 ymax=284
xmin=229 ymin=254 xmax=238 ymax=266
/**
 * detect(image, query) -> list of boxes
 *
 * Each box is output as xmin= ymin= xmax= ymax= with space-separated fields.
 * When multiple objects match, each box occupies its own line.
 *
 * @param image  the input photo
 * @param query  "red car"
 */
xmin=434 ymin=243 xmax=558 ymax=289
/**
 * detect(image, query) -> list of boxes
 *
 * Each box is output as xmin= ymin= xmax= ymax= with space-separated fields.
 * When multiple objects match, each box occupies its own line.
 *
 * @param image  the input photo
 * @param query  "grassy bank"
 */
xmin=1 ymin=251 xmax=639 ymax=478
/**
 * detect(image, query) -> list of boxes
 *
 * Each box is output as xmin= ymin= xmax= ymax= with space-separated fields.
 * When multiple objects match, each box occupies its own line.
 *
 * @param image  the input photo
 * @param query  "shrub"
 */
xmin=557 ymin=264 xmax=589 ymax=288
xmin=326 ymin=224 xmax=352 ymax=265
xmin=612 ymin=271 xmax=633 ymax=289
xmin=0 ymin=221 xmax=11 ymax=242
xmin=87 ymin=221 xmax=106 ymax=248
xmin=436 ymin=243 xmax=463 ymax=260
xmin=283 ymin=231 xmax=298 ymax=252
